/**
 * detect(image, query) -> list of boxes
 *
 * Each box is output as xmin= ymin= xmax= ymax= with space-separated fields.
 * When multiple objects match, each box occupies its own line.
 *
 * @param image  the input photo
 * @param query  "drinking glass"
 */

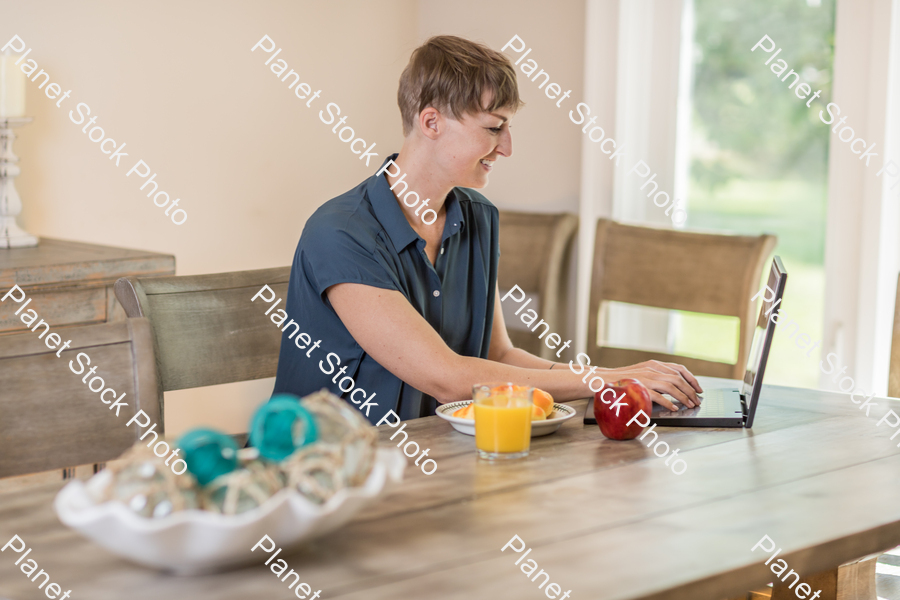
xmin=473 ymin=382 xmax=533 ymax=460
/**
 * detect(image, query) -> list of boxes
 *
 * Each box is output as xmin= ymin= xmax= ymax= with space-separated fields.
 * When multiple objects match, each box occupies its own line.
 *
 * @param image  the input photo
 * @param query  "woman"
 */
xmin=273 ymin=35 xmax=702 ymax=425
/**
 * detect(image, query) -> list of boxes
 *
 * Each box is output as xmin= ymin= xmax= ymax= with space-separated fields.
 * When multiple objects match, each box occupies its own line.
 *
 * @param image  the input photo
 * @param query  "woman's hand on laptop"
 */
xmin=600 ymin=360 xmax=703 ymax=411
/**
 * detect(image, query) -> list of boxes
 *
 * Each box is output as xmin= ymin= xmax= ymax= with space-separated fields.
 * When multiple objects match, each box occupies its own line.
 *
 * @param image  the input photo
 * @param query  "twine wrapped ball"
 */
xmin=281 ymin=445 xmax=345 ymax=504
xmin=177 ymin=428 xmax=240 ymax=486
xmin=88 ymin=443 xmax=200 ymax=519
xmin=299 ymin=390 xmax=377 ymax=486
xmin=249 ymin=395 xmax=318 ymax=461
xmin=201 ymin=461 xmax=285 ymax=515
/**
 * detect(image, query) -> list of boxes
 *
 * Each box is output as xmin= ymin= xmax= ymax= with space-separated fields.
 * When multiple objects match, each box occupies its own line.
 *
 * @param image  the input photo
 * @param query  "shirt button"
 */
xmin=433 ymin=290 xmax=440 ymax=297
xmin=440 ymin=247 xmax=445 ymax=254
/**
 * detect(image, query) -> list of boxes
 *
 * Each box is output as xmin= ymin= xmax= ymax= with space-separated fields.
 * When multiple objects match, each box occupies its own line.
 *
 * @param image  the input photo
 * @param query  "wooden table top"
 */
xmin=3 ymin=377 xmax=900 ymax=600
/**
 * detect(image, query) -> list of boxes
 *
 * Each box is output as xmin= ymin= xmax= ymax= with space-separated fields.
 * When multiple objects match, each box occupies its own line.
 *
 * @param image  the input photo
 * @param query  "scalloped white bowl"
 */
xmin=435 ymin=401 xmax=576 ymax=437
xmin=54 ymin=448 xmax=406 ymax=574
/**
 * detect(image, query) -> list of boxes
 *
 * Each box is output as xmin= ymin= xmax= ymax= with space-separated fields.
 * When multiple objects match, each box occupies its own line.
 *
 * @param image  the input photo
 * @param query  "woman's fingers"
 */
xmin=662 ymin=361 xmax=704 ymax=393
xmin=662 ymin=372 xmax=701 ymax=406
xmin=648 ymin=389 xmax=678 ymax=411
xmin=656 ymin=377 xmax=697 ymax=407
xmin=606 ymin=368 xmax=696 ymax=408
xmin=637 ymin=372 xmax=695 ymax=407
xmin=638 ymin=361 xmax=701 ymax=404
xmin=599 ymin=361 xmax=703 ymax=409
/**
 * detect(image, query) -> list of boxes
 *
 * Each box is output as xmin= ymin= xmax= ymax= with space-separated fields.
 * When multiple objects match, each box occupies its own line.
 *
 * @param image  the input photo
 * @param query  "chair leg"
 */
xmin=771 ymin=568 xmax=836 ymax=600
xmin=835 ymin=554 xmax=879 ymax=600
xmin=770 ymin=554 xmax=879 ymax=600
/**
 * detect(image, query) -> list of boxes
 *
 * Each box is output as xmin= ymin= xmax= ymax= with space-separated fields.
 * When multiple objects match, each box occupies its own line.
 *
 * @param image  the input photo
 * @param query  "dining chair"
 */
xmin=889 ymin=273 xmax=900 ymax=397
xmin=0 ymin=318 xmax=162 ymax=479
xmin=878 ymin=271 xmax=900 ymax=594
xmin=499 ymin=210 xmax=578 ymax=360
xmin=588 ymin=218 xmax=776 ymax=378
xmin=113 ymin=267 xmax=290 ymax=428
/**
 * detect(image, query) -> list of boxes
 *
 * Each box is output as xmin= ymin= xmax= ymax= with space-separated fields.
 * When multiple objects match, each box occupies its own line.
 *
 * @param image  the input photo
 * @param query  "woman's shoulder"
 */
xmin=453 ymin=186 xmax=496 ymax=208
xmin=300 ymin=181 xmax=381 ymax=250
xmin=309 ymin=180 xmax=373 ymax=223
xmin=453 ymin=187 xmax=499 ymax=222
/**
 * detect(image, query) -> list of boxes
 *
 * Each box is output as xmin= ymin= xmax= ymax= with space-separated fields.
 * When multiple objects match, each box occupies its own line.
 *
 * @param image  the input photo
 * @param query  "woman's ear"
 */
xmin=418 ymin=106 xmax=442 ymax=140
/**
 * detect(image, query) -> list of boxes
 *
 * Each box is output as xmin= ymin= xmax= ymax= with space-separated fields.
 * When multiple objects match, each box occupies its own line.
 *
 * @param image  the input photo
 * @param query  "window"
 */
xmin=674 ymin=0 xmax=836 ymax=387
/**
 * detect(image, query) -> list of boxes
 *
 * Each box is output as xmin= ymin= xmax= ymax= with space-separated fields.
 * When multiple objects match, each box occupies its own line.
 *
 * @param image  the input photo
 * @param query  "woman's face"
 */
xmin=438 ymin=103 xmax=514 ymax=189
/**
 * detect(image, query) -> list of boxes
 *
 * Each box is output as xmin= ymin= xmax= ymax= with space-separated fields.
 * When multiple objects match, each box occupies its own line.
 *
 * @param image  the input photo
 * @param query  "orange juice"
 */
xmin=474 ymin=402 xmax=532 ymax=453
xmin=472 ymin=383 xmax=534 ymax=460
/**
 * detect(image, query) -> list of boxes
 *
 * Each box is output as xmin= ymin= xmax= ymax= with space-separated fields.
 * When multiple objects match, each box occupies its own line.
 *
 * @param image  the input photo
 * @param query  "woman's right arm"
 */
xmin=326 ymin=282 xmax=701 ymax=410
xmin=325 ymin=282 xmax=593 ymax=402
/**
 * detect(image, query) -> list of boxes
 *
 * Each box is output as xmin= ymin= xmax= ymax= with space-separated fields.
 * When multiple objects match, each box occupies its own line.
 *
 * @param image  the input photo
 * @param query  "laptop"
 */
xmin=583 ymin=256 xmax=787 ymax=428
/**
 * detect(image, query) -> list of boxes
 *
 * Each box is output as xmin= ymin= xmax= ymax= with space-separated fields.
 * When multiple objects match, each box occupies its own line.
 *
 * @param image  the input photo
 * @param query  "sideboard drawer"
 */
xmin=0 ymin=286 xmax=109 ymax=334
xmin=0 ymin=237 xmax=175 ymax=339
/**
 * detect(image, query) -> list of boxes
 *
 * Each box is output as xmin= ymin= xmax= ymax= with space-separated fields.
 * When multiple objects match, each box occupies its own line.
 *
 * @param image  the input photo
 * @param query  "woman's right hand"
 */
xmin=597 ymin=360 xmax=703 ymax=411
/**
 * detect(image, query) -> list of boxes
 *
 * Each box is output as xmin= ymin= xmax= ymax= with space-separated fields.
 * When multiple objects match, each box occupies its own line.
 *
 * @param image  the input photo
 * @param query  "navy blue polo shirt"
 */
xmin=272 ymin=154 xmax=500 ymax=425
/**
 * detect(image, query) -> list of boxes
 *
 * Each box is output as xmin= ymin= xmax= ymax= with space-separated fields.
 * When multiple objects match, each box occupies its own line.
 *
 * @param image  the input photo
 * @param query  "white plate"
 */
xmin=435 ymin=401 xmax=576 ymax=437
xmin=54 ymin=448 xmax=406 ymax=574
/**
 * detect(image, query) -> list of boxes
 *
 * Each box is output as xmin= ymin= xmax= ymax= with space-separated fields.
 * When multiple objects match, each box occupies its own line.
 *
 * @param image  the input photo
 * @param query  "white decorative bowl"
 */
xmin=54 ymin=448 xmax=406 ymax=574
xmin=435 ymin=401 xmax=576 ymax=437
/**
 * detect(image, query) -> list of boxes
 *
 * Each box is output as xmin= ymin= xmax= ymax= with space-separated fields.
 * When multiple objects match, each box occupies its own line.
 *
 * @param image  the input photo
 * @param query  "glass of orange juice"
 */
xmin=473 ymin=383 xmax=533 ymax=460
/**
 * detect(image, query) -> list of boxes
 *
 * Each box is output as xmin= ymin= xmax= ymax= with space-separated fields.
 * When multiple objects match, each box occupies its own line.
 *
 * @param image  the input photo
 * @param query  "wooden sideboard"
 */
xmin=0 ymin=238 xmax=174 ymax=480
xmin=0 ymin=237 xmax=175 ymax=335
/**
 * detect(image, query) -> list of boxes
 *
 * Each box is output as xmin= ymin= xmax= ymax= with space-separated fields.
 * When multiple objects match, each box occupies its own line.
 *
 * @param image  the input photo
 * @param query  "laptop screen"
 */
xmin=740 ymin=256 xmax=787 ymax=427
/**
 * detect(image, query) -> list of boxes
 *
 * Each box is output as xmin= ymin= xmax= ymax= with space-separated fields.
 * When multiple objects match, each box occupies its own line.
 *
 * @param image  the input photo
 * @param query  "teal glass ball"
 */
xmin=250 ymin=395 xmax=318 ymax=461
xmin=176 ymin=428 xmax=239 ymax=486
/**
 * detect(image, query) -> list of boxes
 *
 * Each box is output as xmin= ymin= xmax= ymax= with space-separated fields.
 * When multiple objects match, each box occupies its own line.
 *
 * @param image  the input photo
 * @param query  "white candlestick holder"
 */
xmin=0 ymin=116 xmax=38 ymax=248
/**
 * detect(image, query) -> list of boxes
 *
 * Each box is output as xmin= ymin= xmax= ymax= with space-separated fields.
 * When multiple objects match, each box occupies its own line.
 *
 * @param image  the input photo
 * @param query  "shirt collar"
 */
xmin=442 ymin=189 xmax=465 ymax=244
xmin=367 ymin=153 xmax=465 ymax=251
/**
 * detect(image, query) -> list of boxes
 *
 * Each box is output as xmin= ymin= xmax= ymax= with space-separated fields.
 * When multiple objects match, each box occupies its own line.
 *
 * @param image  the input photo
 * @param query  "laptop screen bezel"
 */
xmin=742 ymin=256 xmax=787 ymax=428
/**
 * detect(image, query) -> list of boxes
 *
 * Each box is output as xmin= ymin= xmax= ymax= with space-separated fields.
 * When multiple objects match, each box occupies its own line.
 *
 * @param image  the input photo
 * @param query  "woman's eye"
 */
xmin=489 ymin=127 xmax=503 ymax=133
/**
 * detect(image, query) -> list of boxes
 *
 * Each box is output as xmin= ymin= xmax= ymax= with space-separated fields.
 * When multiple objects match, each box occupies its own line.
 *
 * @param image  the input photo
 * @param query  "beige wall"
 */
xmin=1 ymin=0 xmax=584 ymax=436
xmin=5 ymin=0 xmax=417 ymax=277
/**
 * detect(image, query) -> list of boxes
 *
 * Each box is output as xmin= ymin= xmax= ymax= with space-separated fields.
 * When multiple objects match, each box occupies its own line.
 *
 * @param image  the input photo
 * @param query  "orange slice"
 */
xmin=452 ymin=404 xmax=475 ymax=419
xmin=533 ymin=389 xmax=554 ymax=418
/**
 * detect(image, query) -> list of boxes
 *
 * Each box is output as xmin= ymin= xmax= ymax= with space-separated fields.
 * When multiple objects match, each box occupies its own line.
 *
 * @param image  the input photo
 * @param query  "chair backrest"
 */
xmin=499 ymin=211 xmax=578 ymax=359
xmin=0 ymin=318 xmax=161 ymax=478
xmin=588 ymin=219 xmax=776 ymax=379
xmin=889 ymin=274 xmax=900 ymax=397
xmin=114 ymin=267 xmax=290 ymax=394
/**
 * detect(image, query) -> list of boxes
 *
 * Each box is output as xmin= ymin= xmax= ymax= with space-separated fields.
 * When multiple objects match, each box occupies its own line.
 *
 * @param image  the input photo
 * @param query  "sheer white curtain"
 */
xmin=575 ymin=0 xmax=691 ymax=356
xmin=822 ymin=0 xmax=900 ymax=394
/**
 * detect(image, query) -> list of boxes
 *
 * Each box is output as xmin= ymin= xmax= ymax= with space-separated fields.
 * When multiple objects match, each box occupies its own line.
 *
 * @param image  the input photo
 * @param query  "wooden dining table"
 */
xmin=3 ymin=377 xmax=900 ymax=600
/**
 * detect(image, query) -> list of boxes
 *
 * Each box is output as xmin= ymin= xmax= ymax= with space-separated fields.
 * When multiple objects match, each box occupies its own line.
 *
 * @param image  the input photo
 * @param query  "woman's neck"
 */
xmin=384 ymin=144 xmax=452 ymax=230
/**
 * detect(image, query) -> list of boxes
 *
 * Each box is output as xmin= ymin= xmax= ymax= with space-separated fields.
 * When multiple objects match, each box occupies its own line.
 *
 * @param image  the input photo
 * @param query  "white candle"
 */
xmin=0 ymin=53 xmax=26 ymax=118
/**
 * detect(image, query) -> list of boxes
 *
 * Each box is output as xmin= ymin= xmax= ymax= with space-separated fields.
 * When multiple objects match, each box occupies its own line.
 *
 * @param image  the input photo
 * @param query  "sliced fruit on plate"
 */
xmin=533 ymin=389 xmax=554 ymax=418
xmin=452 ymin=404 xmax=475 ymax=419
xmin=450 ymin=387 xmax=555 ymax=421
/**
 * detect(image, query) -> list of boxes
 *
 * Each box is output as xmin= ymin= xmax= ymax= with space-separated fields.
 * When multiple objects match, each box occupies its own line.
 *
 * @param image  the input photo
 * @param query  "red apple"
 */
xmin=594 ymin=378 xmax=652 ymax=440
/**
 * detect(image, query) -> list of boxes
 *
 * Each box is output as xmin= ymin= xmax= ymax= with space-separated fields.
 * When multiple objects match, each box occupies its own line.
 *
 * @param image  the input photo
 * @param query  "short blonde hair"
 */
xmin=398 ymin=35 xmax=524 ymax=136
